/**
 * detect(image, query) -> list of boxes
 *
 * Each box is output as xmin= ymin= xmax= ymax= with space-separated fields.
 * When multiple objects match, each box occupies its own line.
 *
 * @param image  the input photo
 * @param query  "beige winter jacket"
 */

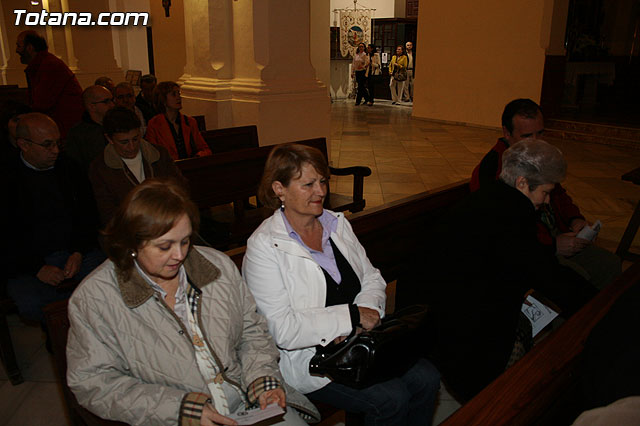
xmin=67 ymin=246 xmax=319 ymax=425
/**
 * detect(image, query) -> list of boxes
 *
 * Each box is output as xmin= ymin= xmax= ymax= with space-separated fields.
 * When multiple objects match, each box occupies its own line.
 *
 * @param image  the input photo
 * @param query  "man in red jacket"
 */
xmin=470 ymin=98 xmax=620 ymax=289
xmin=16 ymin=31 xmax=83 ymax=138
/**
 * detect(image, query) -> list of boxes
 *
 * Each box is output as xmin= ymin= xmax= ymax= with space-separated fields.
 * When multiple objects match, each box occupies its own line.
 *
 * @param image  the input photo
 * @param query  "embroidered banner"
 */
xmin=339 ymin=9 xmax=371 ymax=58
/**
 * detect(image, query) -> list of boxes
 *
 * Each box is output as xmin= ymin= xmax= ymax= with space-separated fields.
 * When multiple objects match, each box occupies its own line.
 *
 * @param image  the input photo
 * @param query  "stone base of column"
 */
xmin=179 ymin=75 xmax=330 ymax=146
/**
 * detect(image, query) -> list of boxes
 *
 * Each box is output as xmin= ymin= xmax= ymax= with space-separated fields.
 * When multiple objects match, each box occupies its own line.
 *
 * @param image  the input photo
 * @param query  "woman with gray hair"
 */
xmin=499 ymin=138 xmax=566 ymax=209
xmin=398 ymin=138 xmax=597 ymax=401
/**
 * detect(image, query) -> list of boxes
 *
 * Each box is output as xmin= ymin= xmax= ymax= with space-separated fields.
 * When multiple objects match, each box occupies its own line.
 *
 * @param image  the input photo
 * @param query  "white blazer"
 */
xmin=242 ymin=209 xmax=387 ymax=394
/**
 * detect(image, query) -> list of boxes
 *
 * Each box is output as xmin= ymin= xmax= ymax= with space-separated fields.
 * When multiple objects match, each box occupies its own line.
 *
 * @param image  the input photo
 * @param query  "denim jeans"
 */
xmin=306 ymin=358 xmax=441 ymax=426
xmin=7 ymin=249 xmax=106 ymax=322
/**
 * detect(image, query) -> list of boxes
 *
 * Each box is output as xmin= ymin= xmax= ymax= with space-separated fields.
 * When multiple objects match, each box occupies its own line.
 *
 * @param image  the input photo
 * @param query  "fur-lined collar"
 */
xmin=116 ymin=247 xmax=221 ymax=308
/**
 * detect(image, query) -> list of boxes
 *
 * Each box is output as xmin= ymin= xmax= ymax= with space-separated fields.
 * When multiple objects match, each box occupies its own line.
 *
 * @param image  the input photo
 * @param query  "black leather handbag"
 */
xmin=309 ymin=305 xmax=428 ymax=389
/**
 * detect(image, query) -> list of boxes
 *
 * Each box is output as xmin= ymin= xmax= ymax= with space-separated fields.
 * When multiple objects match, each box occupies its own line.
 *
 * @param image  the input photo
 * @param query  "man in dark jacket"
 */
xmin=16 ymin=31 xmax=83 ymax=139
xmin=65 ymin=85 xmax=115 ymax=173
xmin=6 ymin=113 xmax=104 ymax=323
xmin=135 ymin=74 xmax=158 ymax=124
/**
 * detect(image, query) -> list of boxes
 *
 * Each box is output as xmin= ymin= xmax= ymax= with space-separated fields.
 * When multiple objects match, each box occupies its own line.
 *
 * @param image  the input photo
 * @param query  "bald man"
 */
xmin=6 ymin=113 xmax=103 ymax=324
xmin=65 ymin=85 xmax=115 ymax=173
xmin=15 ymin=31 xmax=83 ymax=138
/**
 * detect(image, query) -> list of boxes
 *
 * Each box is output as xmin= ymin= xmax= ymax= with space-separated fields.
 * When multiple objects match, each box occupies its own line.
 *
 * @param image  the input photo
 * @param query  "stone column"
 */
xmin=0 ymin=0 xmax=123 ymax=88
xmin=180 ymin=0 xmax=329 ymax=145
xmin=66 ymin=0 xmax=123 ymax=87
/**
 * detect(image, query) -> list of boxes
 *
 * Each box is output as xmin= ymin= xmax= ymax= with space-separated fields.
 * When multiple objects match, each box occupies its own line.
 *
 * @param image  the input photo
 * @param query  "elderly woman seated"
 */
xmin=242 ymin=144 xmax=441 ymax=426
xmin=399 ymin=138 xmax=598 ymax=402
xmin=66 ymin=178 xmax=319 ymax=425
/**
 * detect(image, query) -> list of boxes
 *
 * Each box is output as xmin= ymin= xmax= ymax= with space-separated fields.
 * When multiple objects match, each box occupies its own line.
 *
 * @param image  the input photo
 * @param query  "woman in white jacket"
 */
xmin=243 ymin=144 xmax=441 ymax=426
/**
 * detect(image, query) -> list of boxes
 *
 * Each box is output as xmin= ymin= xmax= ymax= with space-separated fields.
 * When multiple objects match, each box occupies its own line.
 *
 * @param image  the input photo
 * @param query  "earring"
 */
xmin=280 ymin=200 xmax=285 ymax=211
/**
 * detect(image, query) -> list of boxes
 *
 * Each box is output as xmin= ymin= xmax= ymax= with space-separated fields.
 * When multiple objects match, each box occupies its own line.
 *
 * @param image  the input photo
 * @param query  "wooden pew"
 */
xmin=176 ymin=138 xmax=371 ymax=249
xmin=0 ymin=86 xmax=29 ymax=106
xmin=44 ymin=182 xmax=472 ymax=425
xmin=440 ymin=260 xmax=640 ymax=425
xmin=224 ymin=181 xmax=473 ymax=425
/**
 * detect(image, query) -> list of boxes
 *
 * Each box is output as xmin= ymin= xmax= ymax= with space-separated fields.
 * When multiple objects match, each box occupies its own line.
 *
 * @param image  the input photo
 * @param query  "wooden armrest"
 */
xmin=328 ymin=166 xmax=371 ymax=212
xmin=329 ymin=166 xmax=372 ymax=177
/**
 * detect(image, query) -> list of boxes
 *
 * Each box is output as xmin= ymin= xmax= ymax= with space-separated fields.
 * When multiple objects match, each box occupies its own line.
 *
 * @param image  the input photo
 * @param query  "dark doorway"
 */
xmin=370 ymin=18 xmax=417 ymax=100
xmin=541 ymin=0 xmax=640 ymax=128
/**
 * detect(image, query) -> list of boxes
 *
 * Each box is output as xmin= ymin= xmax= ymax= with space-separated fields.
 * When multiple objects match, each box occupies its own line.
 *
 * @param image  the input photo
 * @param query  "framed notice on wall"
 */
xmin=126 ymin=70 xmax=142 ymax=86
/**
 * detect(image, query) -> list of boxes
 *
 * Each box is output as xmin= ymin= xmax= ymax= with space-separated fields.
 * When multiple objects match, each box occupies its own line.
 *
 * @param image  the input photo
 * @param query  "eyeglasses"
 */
xmin=21 ymin=137 xmax=60 ymax=150
xmin=115 ymin=93 xmax=134 ymax=100
xmin=92 ymin=98 xmax=114 ymax=105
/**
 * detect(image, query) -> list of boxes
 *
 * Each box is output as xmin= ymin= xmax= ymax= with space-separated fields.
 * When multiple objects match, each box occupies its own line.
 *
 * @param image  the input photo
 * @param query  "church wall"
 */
xmin=148 ymin=0 xmax=186 ymax=82
xmin=412 ymin=0 xmax=554 ymax=128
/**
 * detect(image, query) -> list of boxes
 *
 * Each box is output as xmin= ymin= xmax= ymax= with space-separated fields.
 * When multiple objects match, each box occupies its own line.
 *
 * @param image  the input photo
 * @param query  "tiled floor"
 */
xmin=330 ymin=99 xmax=640 ymax=259
xmin=1 ymin=99 xmax=638 ymax=426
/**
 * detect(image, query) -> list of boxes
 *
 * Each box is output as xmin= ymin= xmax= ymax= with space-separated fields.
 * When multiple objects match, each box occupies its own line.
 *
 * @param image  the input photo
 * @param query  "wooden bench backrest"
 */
xmin=222 ymin=180 xmax=471 ymax=280
xmin=349 ymin=181 xmax=470 ymax=282
xmin=442 ymin=260 xmax=640 ymax=425
xmin=0 ymin=88 xmax=29 ymax=108
xmin=176 ymin=138 xmax=330 ymax=210
xmin=201 ymin=125 xmax=259 ymax=153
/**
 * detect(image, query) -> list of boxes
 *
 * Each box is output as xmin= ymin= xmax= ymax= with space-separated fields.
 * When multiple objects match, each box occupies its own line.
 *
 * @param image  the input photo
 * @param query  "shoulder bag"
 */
xmin=394 ymin=67 xmax=408 ymax=82
xmin=309 ymin=304 xmax=428 ymax=389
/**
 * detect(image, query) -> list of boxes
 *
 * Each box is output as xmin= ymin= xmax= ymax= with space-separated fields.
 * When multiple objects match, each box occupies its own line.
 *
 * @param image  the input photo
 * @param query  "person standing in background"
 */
xmin=15 ymin=31 xmax=83 ymax=139
xmin=365 ymin=44 xmax=381 ymax=106
xmin=351 ymin=43 xmax=370 ymax=106
xmin=389 ymin=45 xmax=407 ymax=105
xmin=403 ymin=42 xmax=415 ymax=102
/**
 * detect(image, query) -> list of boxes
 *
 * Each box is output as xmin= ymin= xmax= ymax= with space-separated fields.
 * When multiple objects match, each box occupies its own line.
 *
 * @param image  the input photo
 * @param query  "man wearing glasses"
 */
xmin=114 ymin=82 xmax=146 ymax=136
xmin=6 ymin=113 xmax=104 ymax=329
xmin=66 ymin=85 xmax=115 ymax=173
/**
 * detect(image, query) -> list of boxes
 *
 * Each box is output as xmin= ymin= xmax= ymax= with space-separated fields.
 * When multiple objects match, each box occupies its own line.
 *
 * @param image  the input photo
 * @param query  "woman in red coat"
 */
xmin=145 ymin=81 xmax=212 ymax=160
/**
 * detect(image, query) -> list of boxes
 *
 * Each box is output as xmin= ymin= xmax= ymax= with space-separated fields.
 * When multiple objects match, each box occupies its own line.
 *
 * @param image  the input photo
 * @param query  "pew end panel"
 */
xmin=43 ymin=300 xmax=127 ymax=426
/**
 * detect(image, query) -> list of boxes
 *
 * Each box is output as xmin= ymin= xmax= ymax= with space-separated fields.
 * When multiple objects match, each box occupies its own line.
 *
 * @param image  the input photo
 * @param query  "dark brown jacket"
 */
xmin=89 ymin=139 xmax=186 ymax=226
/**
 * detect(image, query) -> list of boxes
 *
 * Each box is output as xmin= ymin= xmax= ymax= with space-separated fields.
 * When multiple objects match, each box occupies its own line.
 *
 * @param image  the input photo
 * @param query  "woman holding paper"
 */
xmin=66 ymin=178 xmax=318 ymax=425
xmin=401 ymin=138 xmax=598 ymax=402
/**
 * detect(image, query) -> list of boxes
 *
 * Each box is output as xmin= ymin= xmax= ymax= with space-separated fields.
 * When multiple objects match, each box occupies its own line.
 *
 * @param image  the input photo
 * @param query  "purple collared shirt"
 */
xmin=281 ymin=210 xmax=342 ymax=284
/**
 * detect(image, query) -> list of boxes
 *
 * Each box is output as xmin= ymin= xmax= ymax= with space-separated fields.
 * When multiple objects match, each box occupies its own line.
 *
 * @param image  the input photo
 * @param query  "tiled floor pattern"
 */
xmin=1 ymin=99 xmax=638 ymax=425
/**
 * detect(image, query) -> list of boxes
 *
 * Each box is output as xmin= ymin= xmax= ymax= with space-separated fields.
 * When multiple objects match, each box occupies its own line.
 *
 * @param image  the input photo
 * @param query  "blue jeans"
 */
xmin=306 ymin=358 xmax=441 ymax=426
xmin=7 ymin=249 xmax=105 ymax=322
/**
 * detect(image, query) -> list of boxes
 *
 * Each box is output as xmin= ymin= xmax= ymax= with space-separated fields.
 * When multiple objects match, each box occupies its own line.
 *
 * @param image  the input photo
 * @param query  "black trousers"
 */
xmin=355 ymin=70 xmax=370 ymax=105
xmin=367 ymin=75 xmax=376 ymax=103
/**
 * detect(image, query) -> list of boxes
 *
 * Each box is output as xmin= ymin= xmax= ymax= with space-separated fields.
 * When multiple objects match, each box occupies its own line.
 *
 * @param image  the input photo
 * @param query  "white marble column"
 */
xmin=180 ymin=0 xmax=330 ymax=145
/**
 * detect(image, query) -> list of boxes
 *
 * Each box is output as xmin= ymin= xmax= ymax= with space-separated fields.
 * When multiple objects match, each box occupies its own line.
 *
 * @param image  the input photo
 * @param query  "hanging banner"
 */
xmin=339 ymin=9 xmax=371 ymax=58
